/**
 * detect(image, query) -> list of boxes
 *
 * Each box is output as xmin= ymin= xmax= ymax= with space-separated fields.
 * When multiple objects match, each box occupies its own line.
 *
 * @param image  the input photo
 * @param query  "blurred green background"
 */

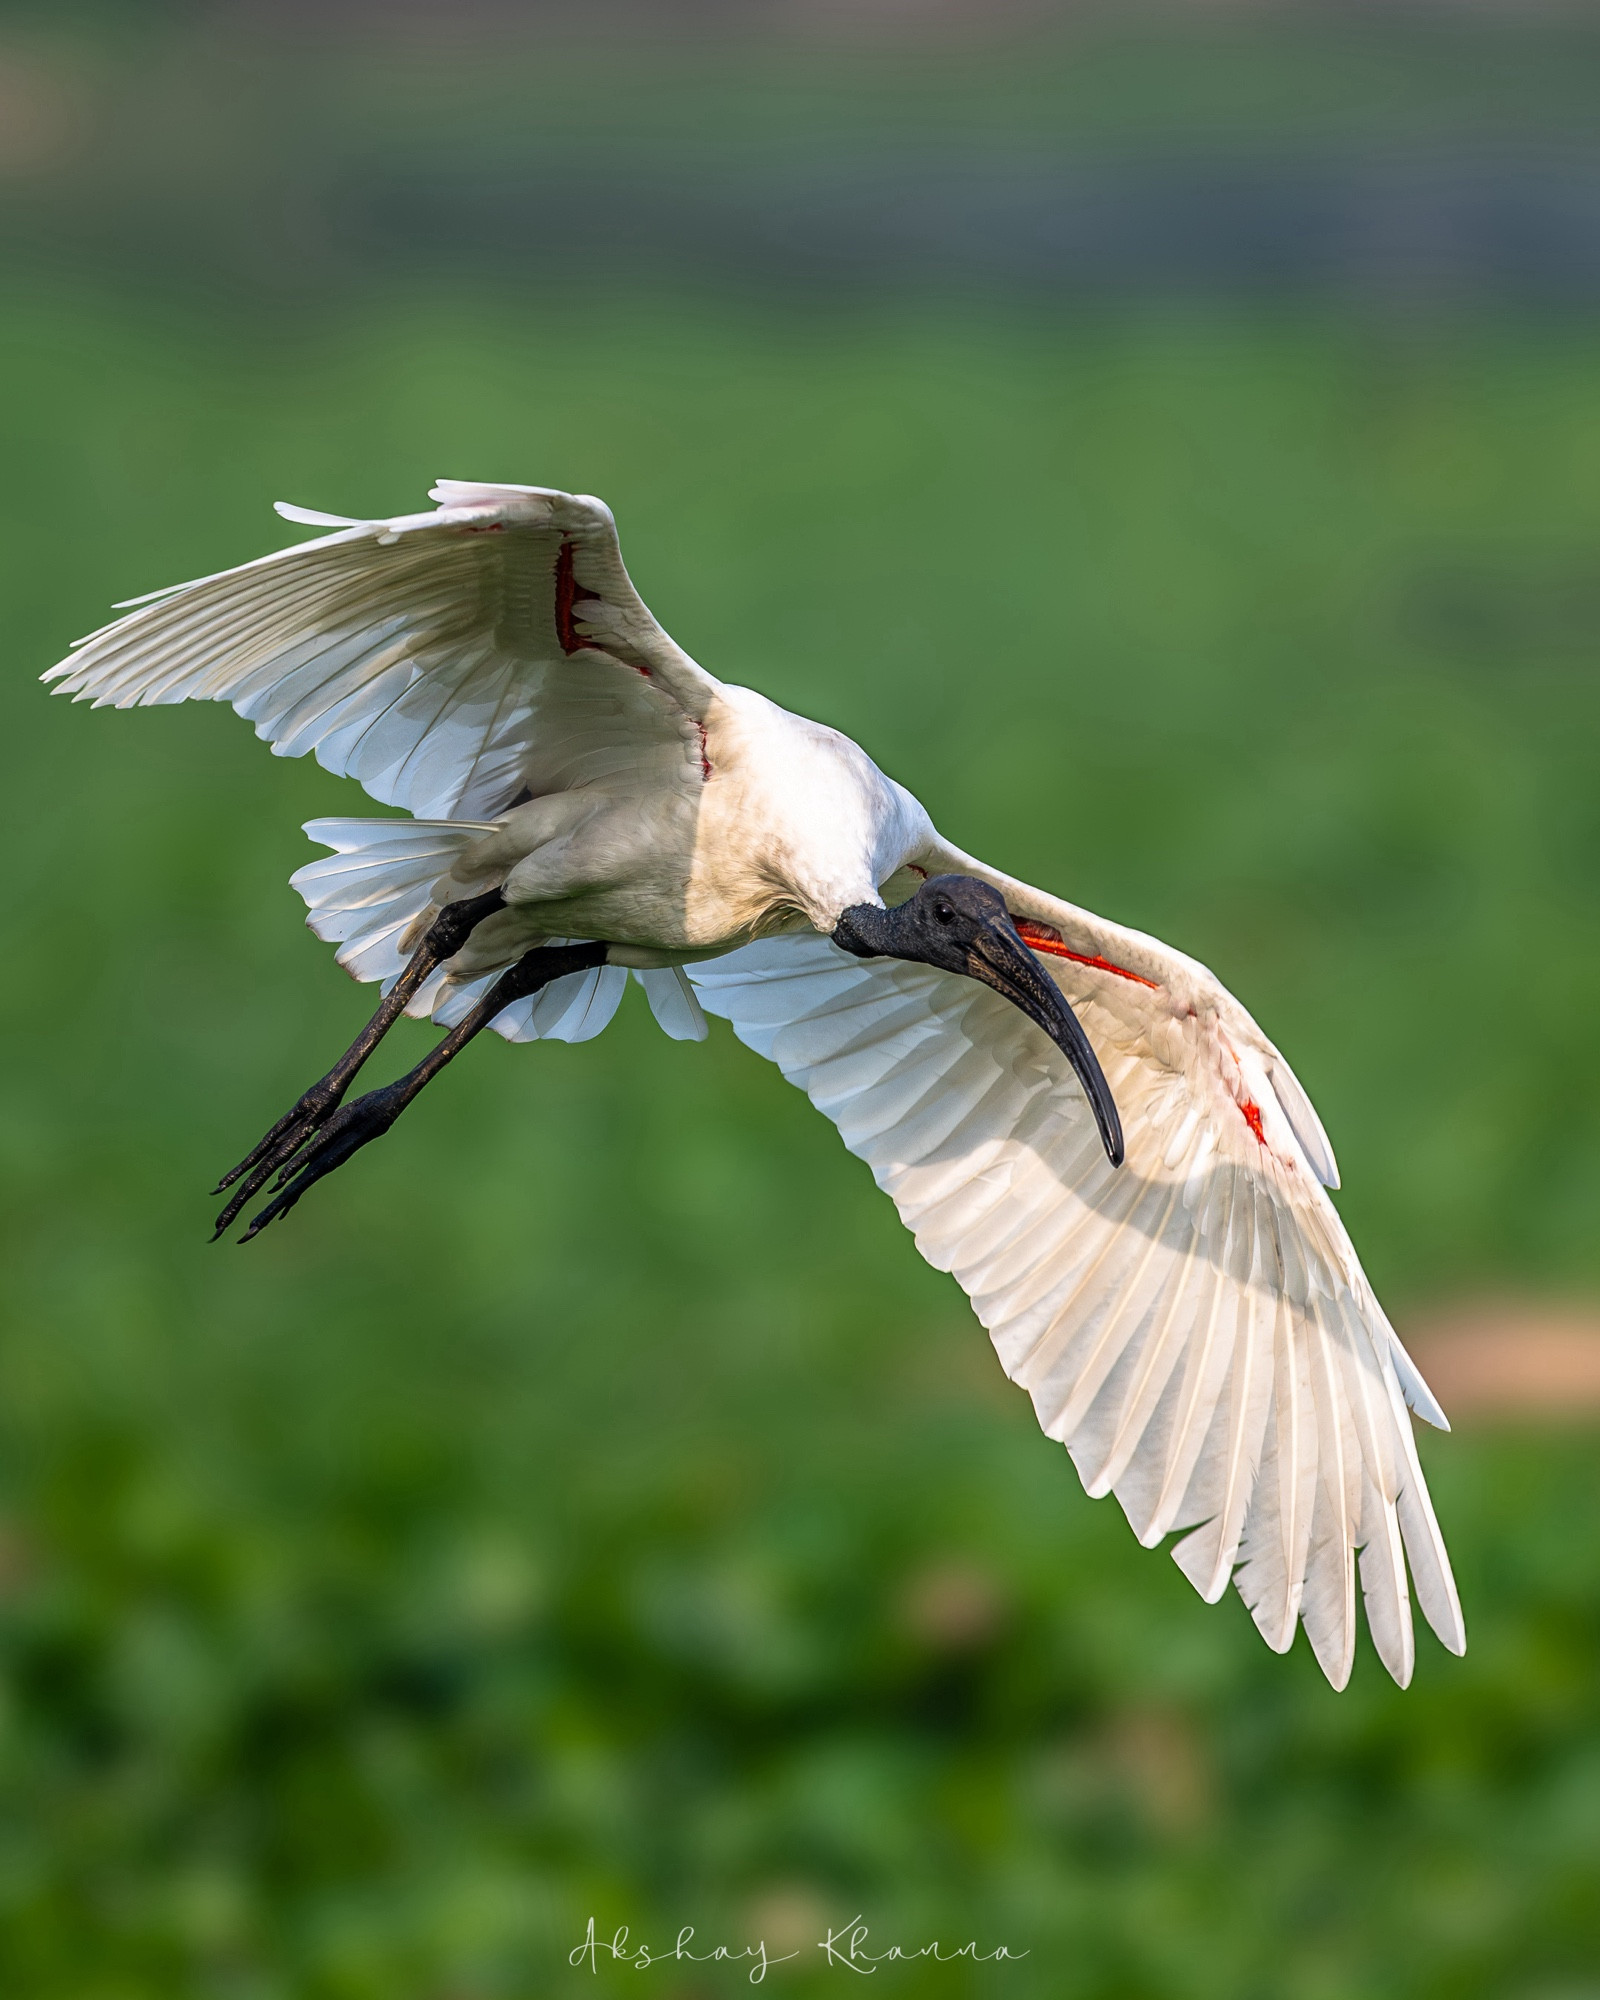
xmin=2 ymin=5 xmax=1600 ymax=1996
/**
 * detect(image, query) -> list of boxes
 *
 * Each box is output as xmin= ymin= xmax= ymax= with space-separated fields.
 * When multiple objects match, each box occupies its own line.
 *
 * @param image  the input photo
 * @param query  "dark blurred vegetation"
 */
xmin=2 ymin=6 xmax=1600 ymax=1998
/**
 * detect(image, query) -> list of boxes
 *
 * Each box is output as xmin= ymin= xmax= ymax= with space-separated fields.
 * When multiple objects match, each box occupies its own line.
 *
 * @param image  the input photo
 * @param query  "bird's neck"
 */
xmin=784 ymin=781 xmax=935 ymax=934
xmin=706 ymin=686 xmax=936 ymax=936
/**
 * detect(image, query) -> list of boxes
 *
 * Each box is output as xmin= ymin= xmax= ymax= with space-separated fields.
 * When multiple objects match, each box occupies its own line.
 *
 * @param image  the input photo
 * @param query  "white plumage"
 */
xmin=45 ymin=478 xmax=1463 ymax=1688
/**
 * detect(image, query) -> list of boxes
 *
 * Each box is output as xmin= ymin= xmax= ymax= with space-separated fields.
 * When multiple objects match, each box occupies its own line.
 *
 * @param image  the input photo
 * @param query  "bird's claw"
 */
xmin=231 ymin=1082 xmax=409 ymax=1243
xmin=211 ymin=1072 xmax=358 ymax=1235
xmin=210 ymin=1126 xmax=305 ymax=1239
xmin=212 ymin=1072 xmax=350 ymax=1197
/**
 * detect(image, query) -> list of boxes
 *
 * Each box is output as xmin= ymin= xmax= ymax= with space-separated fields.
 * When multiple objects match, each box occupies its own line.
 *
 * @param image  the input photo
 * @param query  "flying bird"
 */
xmin=45 ymin=479 xmax=1463 ymax=1689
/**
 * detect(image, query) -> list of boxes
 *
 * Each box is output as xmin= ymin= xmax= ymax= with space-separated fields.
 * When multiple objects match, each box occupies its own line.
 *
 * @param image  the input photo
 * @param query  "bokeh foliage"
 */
xmin=0 ymin=288 xmax=1598 ymax=1997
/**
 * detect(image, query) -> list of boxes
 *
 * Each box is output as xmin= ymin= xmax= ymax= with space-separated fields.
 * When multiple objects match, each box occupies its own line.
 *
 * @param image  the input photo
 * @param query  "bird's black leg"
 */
xmin=226 ymin=940 xmax=610 ymax=1243
xmin=212 ymin=887 xmax=508 ymax=1231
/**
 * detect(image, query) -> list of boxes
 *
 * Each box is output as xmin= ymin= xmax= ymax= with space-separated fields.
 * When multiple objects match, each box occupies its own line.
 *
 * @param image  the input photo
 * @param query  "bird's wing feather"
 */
xmin=689 ymin=906 xmax=1462 ymax=1689
xmin=44 ymin=481 xmax=721 ymax=820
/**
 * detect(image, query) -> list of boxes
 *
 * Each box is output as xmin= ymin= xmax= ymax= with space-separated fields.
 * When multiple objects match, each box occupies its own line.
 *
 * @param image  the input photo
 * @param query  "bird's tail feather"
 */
xmin=292 ymin=817 xmax=495 ymax=990
xmin=290 ymin=818 xmax=707 ymax=1046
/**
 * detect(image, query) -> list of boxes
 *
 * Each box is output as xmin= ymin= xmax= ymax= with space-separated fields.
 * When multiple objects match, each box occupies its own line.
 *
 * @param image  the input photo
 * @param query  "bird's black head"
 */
xmin=833 ymin=874 xmax=1124 ymax=1167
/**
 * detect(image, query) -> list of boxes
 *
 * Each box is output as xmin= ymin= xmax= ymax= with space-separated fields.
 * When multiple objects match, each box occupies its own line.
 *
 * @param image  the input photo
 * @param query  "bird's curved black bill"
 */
xmin=968 ymin=920 xmax=1125 ymax=1167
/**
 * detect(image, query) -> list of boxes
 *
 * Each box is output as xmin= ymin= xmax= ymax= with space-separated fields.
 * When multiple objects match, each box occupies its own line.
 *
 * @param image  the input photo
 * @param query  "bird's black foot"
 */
xmin=219 ymin=937 xmax=609 ymax=1243
xmin=210 ymin=885 xmax=510 ymax=1239
xmin=210 ymin=1068 xmax=355 ymax=1238
xmin=234 ymin=1080 xmax=411 ymax=1242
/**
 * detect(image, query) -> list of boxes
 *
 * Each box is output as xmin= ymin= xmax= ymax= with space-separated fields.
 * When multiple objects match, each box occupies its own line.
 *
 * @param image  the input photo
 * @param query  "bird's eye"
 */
xmin=934 ymin=903 xmax=955 ymax=923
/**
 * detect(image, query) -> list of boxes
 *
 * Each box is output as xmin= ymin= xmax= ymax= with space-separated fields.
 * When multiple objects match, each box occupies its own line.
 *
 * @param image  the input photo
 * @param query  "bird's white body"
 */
xmin=45 ymin=479 xmax=1465 ymax=1689
xmin=434 ymin=683 xmax=934 ymax=978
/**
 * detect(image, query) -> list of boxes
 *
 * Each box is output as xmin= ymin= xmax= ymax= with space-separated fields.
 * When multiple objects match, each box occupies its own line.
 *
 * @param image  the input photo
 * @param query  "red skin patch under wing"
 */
xmin=553 ymin=539 xmax=603 ymax=656
xmin=553 ymin=544 xmax=701 ymax=783
xmin=1014 ymin=914 xmax=1262 ymax=1144
xmin=553 ymin=539 xmax=656 ymax=684
xmin=1012 ymin=917 xmax=1159 ymax=990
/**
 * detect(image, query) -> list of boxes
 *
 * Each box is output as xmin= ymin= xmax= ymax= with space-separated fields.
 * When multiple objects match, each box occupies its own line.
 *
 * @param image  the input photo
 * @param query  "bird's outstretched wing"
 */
xmin=689 ymin=851 xmax=1463 ymax=1689
xmin=44 ymin=481 xmax=720 ymax=819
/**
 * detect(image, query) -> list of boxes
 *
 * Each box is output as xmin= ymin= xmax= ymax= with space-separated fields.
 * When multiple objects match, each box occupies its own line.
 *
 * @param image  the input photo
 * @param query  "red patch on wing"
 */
xmin=696 ymin=722 xmax=712 ymax=782
xmin=554 ymin=539 xmax=604 ymax=657
xmin=1012 ymin=917 xmax=1159 ymax=990
xmin=1239 ymin=1098 xmax=1266 ymax=1145
xmin=461 ymin=521 xmax=506 ymax=533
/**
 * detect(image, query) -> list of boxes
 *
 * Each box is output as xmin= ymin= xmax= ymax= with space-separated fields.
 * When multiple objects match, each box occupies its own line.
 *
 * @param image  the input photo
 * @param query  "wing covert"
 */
xmin=44 ymin=481 xmax=721 ymax=820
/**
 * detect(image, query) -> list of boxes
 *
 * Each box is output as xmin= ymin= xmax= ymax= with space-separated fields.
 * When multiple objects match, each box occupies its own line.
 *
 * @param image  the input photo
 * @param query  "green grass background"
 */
xmin=0 ymin=288 xmax=1598 ymax=1996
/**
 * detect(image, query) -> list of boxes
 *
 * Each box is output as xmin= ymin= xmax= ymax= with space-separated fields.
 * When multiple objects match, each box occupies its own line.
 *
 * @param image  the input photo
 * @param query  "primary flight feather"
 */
xmin=45 ymin=478 xmax=1463 ymax=1689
